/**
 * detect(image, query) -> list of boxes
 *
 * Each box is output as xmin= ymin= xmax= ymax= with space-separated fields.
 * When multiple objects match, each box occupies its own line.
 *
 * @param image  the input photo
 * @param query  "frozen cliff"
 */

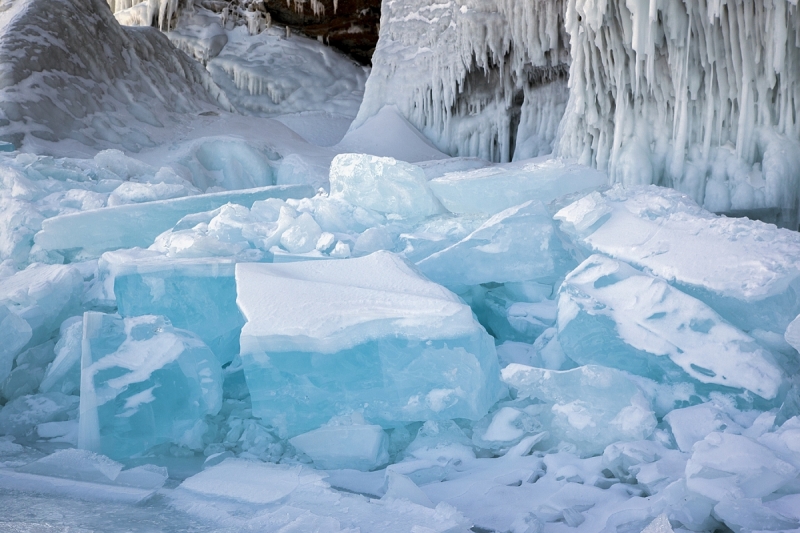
xmin=359 ymin=0 xmax=800 ymax=224
xmin=353 ymin=0 xmax=570 ymax=163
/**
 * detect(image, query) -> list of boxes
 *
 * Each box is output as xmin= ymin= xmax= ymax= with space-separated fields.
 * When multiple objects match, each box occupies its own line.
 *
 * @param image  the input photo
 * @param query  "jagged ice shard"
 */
xmin=235 ymin=251 xmax=505 ymax=436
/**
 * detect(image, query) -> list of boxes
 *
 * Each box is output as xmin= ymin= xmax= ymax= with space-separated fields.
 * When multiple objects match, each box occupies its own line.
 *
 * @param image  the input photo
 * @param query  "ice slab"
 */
xmin=329 ymin=153 xmax=443 ymax=219
xmin=104 ymin=251 xmax=241 ymax=365
xmin=236 ymin=251 xmax=505 ymax=436
xmin=289 ymin=423 xmax=389 ymax=471
xmin=786 ymin=315 xmax=800 ymax=353
xmin=429 ymin=158 xmax=607 ymax=215
xmin=79 ymin=312 xmax=222 ymax=460
xmin=502 ymin=364 xmax=656 ymax=456
xmin=417 ymin=201 xmax=574 ymax=291
xmin=555 ymin=186 xmax=800 ymax=335
xmin=686 ymin=432 xmax=798 ymax=501
xmin=34 ymin=184 xmax=313 ymax=260
xmin=557 ymin=254 xmax=785 ymax=400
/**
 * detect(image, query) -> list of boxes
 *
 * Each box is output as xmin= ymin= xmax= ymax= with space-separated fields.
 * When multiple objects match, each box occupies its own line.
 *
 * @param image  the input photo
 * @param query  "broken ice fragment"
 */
xmin=236 ymin=251 xmax=504 ymax=436
xmin=78 ymin=312 xmax=222 ymax=460
xmin=106 ymin=251 xmax=242 ymax=365
xmin=557 ymin=254 xmax=784 ymax=400
xmin=329 ymin=153 xmax=443 ymax=219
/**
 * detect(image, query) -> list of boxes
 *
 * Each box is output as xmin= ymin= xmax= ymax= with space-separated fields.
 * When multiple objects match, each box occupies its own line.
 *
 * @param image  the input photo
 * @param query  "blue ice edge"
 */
xmin=34 ymin=184 xmax=315 ymax=260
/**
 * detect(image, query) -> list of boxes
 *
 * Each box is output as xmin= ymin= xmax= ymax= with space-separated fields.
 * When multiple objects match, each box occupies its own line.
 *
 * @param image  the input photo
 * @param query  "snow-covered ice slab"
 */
xmin=428 ymin=158 xmax=607 ymax=215
xmin=416 ymin=201 xmax=574 ymax=291
xmin=174 ymin=458 xmax=468 ymax=532
xmin=235 ymin=251 xmax=505 ymax=436
xmin=104 ymin=251 xmax=241 ymax=365
xmin=502 ymin=364 xmax=656 ymax=456
xmin=79 ymin=313 xmax=222 ymax=460
xmin=555 ymin=186 xmax=800 ymax=335
xmin=557 ymin=255 xmax=785 ymax=400
xmin=34 ymin=184 xmax=313 ymax=260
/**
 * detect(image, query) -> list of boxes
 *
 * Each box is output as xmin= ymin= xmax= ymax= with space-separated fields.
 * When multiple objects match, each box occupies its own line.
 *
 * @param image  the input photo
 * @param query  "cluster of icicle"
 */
xmin=354 ymin=0 xmax=570 ymax=163
xmin=107 ymin=0 xmax=181 ymax=31
xmin=556 ymin=0 xmax=800 ymax=221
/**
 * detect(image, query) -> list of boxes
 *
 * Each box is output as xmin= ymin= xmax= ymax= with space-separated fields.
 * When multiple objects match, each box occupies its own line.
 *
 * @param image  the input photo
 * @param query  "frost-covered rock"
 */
xmin=556 ymin=186 xmax=800 ymax=337
xmin=0 ymin=0 xmax=227 ymax=153
xmin=236 ymin=251 xmax=505 ymax=436
xmin=557 ymin=254 xmax=785 ymax=400
xmin=79 ymin=312 xmax=222 ymax=460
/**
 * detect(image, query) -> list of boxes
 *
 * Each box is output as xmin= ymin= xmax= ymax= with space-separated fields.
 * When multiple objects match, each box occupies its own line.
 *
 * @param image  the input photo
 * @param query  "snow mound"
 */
xmin=0 ymin=0 xmax=228 ymax=155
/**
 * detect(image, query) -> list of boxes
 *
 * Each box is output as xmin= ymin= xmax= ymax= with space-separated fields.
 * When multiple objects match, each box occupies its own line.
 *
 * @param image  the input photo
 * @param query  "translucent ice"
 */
xmin=104 ymin=251 xmax=242 ymax=365
xmin=0 ymin=392 xmax=79 ymax=439
xmin=329 ymin=154 xmax=443 ymax=219
xmin=555 ymin=186 xmax=800 ymax=336
xmin=501 ymin=364 xmax=656 ymax=456
xmin=34 ymin=184 xmax=313 ymax=260
xmin=289 ymin=422 xmax=389 ymax=471
xmin=236 ymin=251 xmax=505 ymax=436
xmin=428 ymin=158 xmax=607 ymax=215
xmin=417 ymin=201 xmax=574 ymax=291
xmin=78 ymin=312 xmax=222 ymax=460
xmin=557 ymin=254 xmax=785 ymax=400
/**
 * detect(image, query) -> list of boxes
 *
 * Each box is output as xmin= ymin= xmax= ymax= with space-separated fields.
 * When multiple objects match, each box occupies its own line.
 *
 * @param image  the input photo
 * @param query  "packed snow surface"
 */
xmin=1 ymin=1 xmax=800 ymax=532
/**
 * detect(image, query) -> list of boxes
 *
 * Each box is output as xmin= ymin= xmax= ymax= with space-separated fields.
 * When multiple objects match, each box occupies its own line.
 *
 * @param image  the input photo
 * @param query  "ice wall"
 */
xmin=354 ymin=0 xmax=570 ymax=162
xmin=0 ymin=0 xmax=228 ymax=154
xmin=556 ymin=0 xmax=800 ymax=225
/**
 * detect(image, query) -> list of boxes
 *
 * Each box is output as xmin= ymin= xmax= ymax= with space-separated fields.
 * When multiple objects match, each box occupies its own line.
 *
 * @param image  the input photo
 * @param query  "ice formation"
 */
xmin=556 ymin=0 xmax=800 ymax=226
xmin=356 ymin=0 xmax=569 ymax=162
xmin=1 ymin=0 xmax=800 ymax=531
xmin=79 ymin=313 xmax=222 ymax=460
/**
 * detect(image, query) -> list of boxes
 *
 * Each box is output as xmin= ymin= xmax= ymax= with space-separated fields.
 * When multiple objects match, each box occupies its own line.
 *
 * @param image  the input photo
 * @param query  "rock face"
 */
xmin=181 ymin=0 xmax=380 ymax=64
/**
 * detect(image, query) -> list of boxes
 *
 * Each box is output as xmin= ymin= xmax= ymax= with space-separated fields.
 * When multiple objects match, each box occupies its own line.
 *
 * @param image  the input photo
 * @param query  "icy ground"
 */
xmin=1 ymin=1 xmax=800 ymax=532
